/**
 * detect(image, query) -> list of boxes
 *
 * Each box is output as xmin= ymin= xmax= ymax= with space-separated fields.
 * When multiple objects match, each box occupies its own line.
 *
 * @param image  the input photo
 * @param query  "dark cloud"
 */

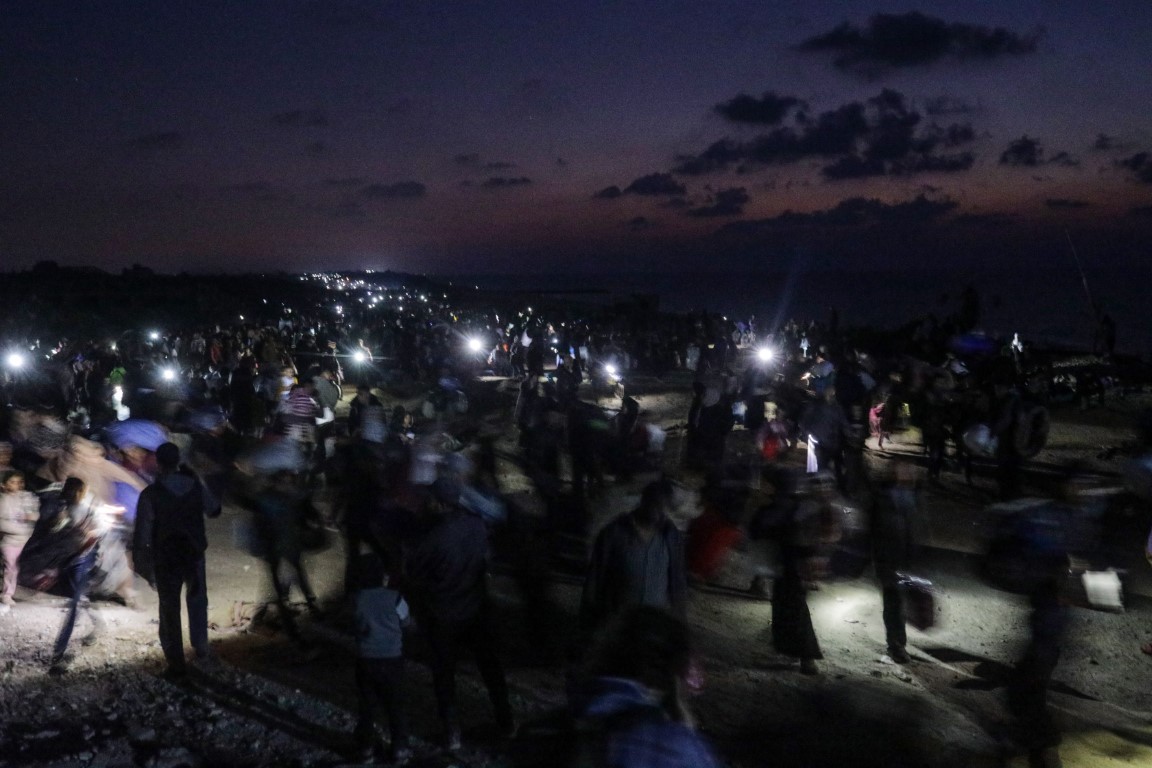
xmin=924 ymin=96 xmax=978 ymax=116
xmin=624 ymin=173 xmax=687 ymax=196
xmin=687 ymin=187 xmax=750 ymax=218
xmin=999 ymin=135 xmax=1043 ymax=167
xmin=999 ymin=136 xmax=1078 ymax=168
xmin=128 ymin=131 xmax=183 ymax=150
xmin=714 ymin=92 xmax=805 ymax=125
xmin=323 ymin=177 xmax=366 ymax=188
xmin=627 ymin=216 xmax=654 ymax=230
xmin=480 ymin=176 xmax=532 ymax=189
xmin=360 ymin=181 xmax=426 ymax=200
xmin=676 ymin=89 xmax=975 ymax=180
xmin=798 ymin=12 xmax=1040 ymax=76
xmin=310 ymin=201 xmax=366 ymax=219
xmin=271 ymin=109 xmax=328 ymax=127
xmin=1093 ymin=134 xmax=1117 ymax=151
xmin=718 ymin=194 xmax=957 ymax=236
xmin=304 ymin=141 xmax=326 ymax=157
xmin=223 ymin=182 xmax=292 ymax=203
xmin=1044 ymin=198 xmax=1089 ymax=209
xmin=1119 ymin=152 xmax=1152 ymax=184
xmin=592 ymin=185 xmax=623 ymax=200
xmin=454 ymin=155 xmax=516 ymax=172
xmin=661 ymin=197 xmax=691 ymax=209
xmin=556 ymin=158 xmax=569 ymax=168
xmin=1128 ymin=205 xmax=1152 ymax=217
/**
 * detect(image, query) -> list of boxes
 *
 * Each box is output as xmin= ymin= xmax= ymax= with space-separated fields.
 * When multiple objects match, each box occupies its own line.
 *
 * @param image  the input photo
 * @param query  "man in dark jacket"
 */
xmin=580 ymin=478 xmax=687 ymax=631
xmin=406 ymin=479 xmax=513 ymax=749
xmin=133 ymin=442 xmax=221 ymax=679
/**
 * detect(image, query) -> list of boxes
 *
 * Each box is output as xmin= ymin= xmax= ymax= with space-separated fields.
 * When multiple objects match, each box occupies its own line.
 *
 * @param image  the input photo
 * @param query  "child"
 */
xmin=352 ymin=552 xmax=410 ymax=764
xmin=1 ymin=470 xmax=41 ymax=613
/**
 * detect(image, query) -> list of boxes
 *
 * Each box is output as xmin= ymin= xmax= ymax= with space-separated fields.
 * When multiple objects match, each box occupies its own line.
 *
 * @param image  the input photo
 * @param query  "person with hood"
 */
xmin=133 ymin=442 xmax=221 ymax=679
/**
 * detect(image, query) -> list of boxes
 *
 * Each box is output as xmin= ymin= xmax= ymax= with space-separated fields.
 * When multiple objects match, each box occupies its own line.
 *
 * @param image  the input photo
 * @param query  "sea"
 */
xmin=456 ymin=266 xmax=1149 ymax=357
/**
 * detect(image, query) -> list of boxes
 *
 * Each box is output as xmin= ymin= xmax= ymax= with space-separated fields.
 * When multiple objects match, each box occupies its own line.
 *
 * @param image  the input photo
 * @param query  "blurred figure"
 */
xmin=799 ymin=386 xmax=850 ymax=488
xmin=133 ymin=442 xmax=221 ymax=679
xmin=48 ymin=478 xmax=107 ymax=672
xmin=870 ymin=462 xmax=918 ymax=664
xmin=575 ymin=606 xmax=719 ymax=768
xmin=1002 ymin=467 xmax=1091 ymax=768
xmin=771 ymin=472 xmax=841 ymax=675
xmin=406 ymin=476 xmax=513 ymax=749
xmin=251 ymin=470 xmax=322 ymax=642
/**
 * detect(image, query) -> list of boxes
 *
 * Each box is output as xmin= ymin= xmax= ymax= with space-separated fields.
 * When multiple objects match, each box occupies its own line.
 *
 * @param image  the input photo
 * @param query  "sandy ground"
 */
xmin=2 ymin=373 xmax=1152 ymax=767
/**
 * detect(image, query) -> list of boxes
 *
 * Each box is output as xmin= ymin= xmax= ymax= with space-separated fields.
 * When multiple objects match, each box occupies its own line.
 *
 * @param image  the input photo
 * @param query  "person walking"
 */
xmin=48 ymin=478 xmax=107 ymax=673
xmin=406 ymin=477 xmax=514 ymax=749
xmin=133 ymin=443 xmax=221 ymax=679
xmin=870 ymin=463 xmax=918 ymax=664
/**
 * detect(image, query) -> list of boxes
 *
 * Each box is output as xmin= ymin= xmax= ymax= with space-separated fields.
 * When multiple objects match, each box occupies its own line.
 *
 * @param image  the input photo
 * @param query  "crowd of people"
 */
xmin=0 ymin=282 xmax=1144 ymax=768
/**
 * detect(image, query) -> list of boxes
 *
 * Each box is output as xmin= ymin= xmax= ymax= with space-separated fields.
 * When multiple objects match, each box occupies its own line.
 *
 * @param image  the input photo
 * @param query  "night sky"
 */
xmin=2 ymin=1 xmax=1151 ymax=276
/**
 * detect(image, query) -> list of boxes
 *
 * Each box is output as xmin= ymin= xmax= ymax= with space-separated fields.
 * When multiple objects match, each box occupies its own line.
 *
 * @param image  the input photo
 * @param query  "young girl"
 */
xmin=1 ymin=470 xmax=41 ymax=612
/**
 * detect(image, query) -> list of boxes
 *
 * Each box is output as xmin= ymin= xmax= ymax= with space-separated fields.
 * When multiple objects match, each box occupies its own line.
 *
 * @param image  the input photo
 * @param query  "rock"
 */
xmin=146 ymin=746 xmax=200 ymax=768
xmin=127 ymin=724 xmax=157 ymax=745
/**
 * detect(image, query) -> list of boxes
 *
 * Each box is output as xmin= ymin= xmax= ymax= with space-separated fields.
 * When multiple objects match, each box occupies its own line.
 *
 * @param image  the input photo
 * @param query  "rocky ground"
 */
xmin=2 ymin=372 xmax=1152 ymax=767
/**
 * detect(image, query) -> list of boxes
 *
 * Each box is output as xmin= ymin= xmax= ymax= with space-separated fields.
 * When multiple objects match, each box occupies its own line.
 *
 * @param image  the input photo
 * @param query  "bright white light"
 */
xmin=604 ymin=364 xmax=617 ymax=377
xmin=757 ymin=347 xmax=774 ymax=363
xmin=467 ymin=338 xmax=483 ymax=353
xmin=149 ymin=331 xmax=160 ymax=341
xmin=353 ymin=351 xmax=368 ymax=363
xmin=5 ymin=352 xmax=26 ymax=369
xmin=161 ymin=368 xmax=176 ymax=381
